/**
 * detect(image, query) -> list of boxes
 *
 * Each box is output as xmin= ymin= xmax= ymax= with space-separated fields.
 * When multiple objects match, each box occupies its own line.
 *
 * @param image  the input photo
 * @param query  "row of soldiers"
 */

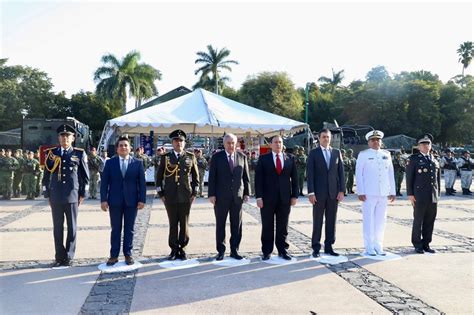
xmin=0 ymin=148 xmax=43 ymax=200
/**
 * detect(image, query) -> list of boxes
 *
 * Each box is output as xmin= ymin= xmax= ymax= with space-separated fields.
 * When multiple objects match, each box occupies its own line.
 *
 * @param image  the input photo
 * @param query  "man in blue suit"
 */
xmin=100 ymin=136 xmax=146 ymax=266
xmin=43 ymin=124 xmax=89 ymax=267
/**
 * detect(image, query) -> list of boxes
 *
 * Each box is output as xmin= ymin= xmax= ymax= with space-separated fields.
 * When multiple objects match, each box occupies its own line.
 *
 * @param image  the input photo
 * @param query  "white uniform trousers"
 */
xmin=362 ymin=195 xmax=388 ymax=253
xmin=460 ymin=170 xmax=472 ymax=189
xmin=444 ymin=169 xmax=457 ymax=189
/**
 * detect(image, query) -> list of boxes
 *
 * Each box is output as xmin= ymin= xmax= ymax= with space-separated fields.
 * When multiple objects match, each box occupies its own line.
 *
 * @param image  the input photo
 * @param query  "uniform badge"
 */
xmin=185 ymin=157 xmax=192 ymax=166
xmin=382 ymin=156 xmax=388 ymax=160
xmin=71 ymin=155 xmax=79 ymax=162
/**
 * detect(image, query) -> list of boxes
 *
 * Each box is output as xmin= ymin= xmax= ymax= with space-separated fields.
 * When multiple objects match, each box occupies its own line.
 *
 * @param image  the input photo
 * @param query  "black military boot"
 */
xmin=446 ymin=188 xmax=453 ymax=196
xmin=462 ymin=188 xmax=468 ymax=195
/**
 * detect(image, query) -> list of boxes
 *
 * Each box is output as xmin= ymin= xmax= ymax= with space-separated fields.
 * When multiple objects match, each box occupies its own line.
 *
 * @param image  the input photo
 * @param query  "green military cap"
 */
xmin=16 ymin=149 xmax=23 ymax=153
xmin=341 ymin=149 xmax=346 ymax=153
xmin=347 ymin=148 xmax=353 ymax=153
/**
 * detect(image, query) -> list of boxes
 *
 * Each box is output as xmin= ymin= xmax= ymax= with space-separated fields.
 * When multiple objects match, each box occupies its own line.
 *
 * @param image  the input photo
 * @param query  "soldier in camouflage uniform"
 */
xmin=341 ymin=149 xmax=349 ymax=196
xmin=21 ymin=150 xmax=29 ymax=194
xmin=152 ymin=147 xmax=163 ymax=198
xmin=22 ymin=151 xmax=40 ymax=200
xmin=295 ymin=146 xmax=307 ymax=196
xmin=0 ymin=149 xmax=19 ymax=200
xmin=392 ymin=151 xmax=406 ymax=196
xmin=88 ymin=147 xmax=103 ymax=199
xmin=249 ymin=151 xmax=258 ymax=196
xmin=136 ymin=147 xmax=150 ymax=173
xmin=346 ymin=149 xmax=356 ymax=194
xmin=34 ymin=150 xmax=43 ymax=197
xmin=195 ymin=149 xmax=208 ymax=197
xmin=13 ymin=149 xmax=24 ymax=197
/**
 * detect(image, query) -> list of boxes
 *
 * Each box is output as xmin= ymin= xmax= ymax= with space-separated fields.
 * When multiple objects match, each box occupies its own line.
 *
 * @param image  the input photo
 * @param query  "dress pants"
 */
xmin=311 ymin=196 xmax=338 ymax=252
xmin=412 ymin=201 xmax=437 ymax=249
xmin=51 ymin=202 xmax=78 ymax=261
xmin=362 ymin=195 xmax=388 ymax=253
xmin=260 ymin=199 xmax=291 ymax=255
xmin=214 ymin=199 xmax=243 ymax=254
xmin=109 ymin=205 xmax=138 ymax=257
xmin=165 ymin=201 xmax=191 ymax=250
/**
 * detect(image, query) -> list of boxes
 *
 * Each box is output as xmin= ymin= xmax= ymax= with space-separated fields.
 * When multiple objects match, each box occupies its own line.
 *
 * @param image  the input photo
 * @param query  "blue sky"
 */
xmin=1 ymin=0 xmax=472 ymax=111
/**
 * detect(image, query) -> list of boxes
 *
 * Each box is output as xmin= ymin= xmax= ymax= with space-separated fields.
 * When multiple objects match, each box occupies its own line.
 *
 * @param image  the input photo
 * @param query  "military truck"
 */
xmin=22 ymin=117 xmax=91 ymax=152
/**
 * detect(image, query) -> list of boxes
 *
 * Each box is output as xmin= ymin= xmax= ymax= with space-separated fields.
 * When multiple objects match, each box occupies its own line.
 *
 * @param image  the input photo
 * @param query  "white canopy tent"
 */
xmin=98 ymin=88 xmax=308 ymax=150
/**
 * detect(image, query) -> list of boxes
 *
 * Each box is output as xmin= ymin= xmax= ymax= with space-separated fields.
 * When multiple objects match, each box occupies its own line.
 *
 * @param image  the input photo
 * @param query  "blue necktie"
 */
xmin=121 ymin=159 xmax=127 ymax=177
xmin=324 ymin=149 xmax=330 ymax=169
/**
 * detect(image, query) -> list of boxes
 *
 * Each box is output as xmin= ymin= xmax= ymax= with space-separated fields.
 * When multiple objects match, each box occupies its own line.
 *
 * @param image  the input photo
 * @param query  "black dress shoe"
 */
xmin=279 ymin=253 xmax=293 ymax=260
xmin=423 ymin=247 xmax=436 ymax=253
xmin=51 ymin=260 xmax=63 ymax=268
xmin=312 ymin=251 xmax=320 ymax=258
xmin=415 ymin=248 xmax=424 ymax=254
xmin=62 ymin=259 xmax=72 ymax=267
xmin=178 ymin=249 xmax=187 ymax=260
xmin=106 ymin=257 xmax=118 ymax=266
xmin=167 ymin=250 xmax=179 ymax=260
xmin=262 ymin=254 xmax=271 ymax=261
xmin=324 ymin=249 xmax=340 ymax=257
xmin=230 ymin=251 xmax=244 ymax=260
xmin=216 ymin=252 xmax=225 ymax=261
xmin=125 ymin=255 xmax=134 ymax=265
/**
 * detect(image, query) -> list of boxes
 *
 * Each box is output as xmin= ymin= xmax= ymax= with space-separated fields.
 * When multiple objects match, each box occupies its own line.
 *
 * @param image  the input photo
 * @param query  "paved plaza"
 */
xmin=0 ymin=179 xmax=472 ymax=314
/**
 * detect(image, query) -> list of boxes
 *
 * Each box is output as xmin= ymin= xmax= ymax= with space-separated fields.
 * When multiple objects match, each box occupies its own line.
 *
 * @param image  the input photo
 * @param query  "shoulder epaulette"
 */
xmin=45 ymin=146 xmax=57 ymax=151
xmin=73 ymin=147 xmax=84 ymax=151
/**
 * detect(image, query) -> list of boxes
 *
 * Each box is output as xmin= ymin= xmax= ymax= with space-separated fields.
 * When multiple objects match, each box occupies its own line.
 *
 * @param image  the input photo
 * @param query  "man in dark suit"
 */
xmin=255 ymin=135 xmax=299 ymax=260
xmin=208 ymin=133 xmax=250 ymax=261
xmin=43 ymin=124 xmax=89 ymax=267
xmin=100 ymin=136 xmax=146 ymax=266
xmin=306 ymin=128 xmax=345 ymax=257
xmin=155 ymin=129 xmax=199 ymax=260
xmin=406 ymin=134 xmax=440 ymax=254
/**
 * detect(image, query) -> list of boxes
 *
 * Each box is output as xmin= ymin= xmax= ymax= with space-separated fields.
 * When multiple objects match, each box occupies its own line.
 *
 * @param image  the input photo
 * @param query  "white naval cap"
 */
xmin=365 ymin=130 xmax=384 ymax=141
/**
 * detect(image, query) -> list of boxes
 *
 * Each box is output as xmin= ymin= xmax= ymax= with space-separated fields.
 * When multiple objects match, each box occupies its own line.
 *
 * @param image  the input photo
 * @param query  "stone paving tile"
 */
xmin=434 ymin=221 xmax=473 ymax=238
xmin=358 ymin=253 xmax=473 ymax=314
xmin=2 ymin=211 xmax=110 ymax=229
xmin=148 ymin=207 xmax=259 ymax=225
xmin=0 ymin=266 xmax=99 ymax=314
xmin=131 ymin=260 xmax=390 ymax=314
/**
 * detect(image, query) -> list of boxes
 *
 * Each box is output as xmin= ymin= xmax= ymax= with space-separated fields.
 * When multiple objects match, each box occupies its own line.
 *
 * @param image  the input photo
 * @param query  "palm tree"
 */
xmin=194 ymin=45 xmax=238 ymax=94
xmin=318 ymin=68 xmax=345 ymax=93
xmin=94 ymin=50 xmax=161 ymax=113
xmin=457 ymin=41 xmax=474 ymax=76
xmin=192 ymin=74 xmax=230 ymax=92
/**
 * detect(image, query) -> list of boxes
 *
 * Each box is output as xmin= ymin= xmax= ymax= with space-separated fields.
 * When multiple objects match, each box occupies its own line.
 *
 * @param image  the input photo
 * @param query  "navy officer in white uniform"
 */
xmin=356 ymin=130 xmax=396 ymax=256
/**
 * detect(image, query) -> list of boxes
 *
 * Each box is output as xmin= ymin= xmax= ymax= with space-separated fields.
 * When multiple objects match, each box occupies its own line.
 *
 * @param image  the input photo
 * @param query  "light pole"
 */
xmin=20 ymin=109 xmax=28 ymax=149
xmin=305 ymin=82 xmax=310 ymax=124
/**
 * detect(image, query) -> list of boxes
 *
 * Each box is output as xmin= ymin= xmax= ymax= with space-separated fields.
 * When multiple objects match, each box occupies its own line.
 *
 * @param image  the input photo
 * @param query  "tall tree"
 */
xmin=318 ymin=68 xmax=345 ymax=93
xmin=457 ymin=41 xmax=474 ymax=76
xmin=239 ymin=72 xmax=303 ymax=120
xmin=94 ymin=51 xmax=161 ymax=113
xmin=194 ymin=45 xmax=238 ymax=94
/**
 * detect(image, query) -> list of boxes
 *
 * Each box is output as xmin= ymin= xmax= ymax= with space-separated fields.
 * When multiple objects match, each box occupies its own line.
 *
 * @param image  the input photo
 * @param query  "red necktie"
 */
xmin=276 ymin=154 xmax=282 ymax=175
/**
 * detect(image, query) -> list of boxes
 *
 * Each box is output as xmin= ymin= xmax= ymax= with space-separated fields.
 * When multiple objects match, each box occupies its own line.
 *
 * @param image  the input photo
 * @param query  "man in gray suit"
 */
xmin=307 ymin=128 xmax=345 ymax=257
xmin=208 ymin=133 xmax=250 ymax=261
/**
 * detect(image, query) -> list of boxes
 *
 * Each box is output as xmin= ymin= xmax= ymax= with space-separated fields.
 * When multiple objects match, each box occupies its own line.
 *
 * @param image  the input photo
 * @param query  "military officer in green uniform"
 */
xmin=136 ymin=147 xmax=150 ymax=172
xmin=295 ymin=146 xmax=307 ymax=196
xmin=13 ymin=149 xmax=24 ymax=197
xmin=22 ymin=151 xmax=40 ymax=200
xmin=345 ymin=149 xmax=356 ymax=194
xmin=249 ymin=151 xmax=258 ymax=196
xmin=392 ymin=151 xmax=406 ymax=196
xmin=0 ymin=149 xmax=19 ymax=200
xmin=195 ymin=148 xmax=208 ymax=197
xmin=155 ymin=129 xmax=199 ymax=260
xmin=34 ymin=150 xmax=44 ymax=197
xmin=341 ymin=149 xmax=349 ymax=195
xmin=88 ymin=147 xmax=103 ymax=199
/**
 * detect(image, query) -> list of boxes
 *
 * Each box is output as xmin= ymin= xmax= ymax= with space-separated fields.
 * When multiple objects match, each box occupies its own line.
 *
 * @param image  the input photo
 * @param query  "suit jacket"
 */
xmin=155 ymin=151 xmax=199 ymax=203
xmin=405 ymin=153 xmax=441 ymax=203
xmin=100 ymin=156 xmax=146 ymax=208
xmin=306 ymin=146 xmax=345 ymax=200
xmin=43 ymin=146 xmax=89 ymax=204
xmin=255 ymin=152 xmax=299 ymax=204
xmin=208 ymin=150 xmax=250 ymax=204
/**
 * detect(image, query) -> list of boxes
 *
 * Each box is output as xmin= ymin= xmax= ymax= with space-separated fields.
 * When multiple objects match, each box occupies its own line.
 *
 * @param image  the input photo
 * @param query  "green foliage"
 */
xmin=239 ymin=72 xmax=303 ymax=120
xmin=457 ymin=41 xmax=473 ymax=76
xmin=194 ymin=45 xmax=238 ymax=94
xmin=94 ymin=51 xmax=161 ymax=113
